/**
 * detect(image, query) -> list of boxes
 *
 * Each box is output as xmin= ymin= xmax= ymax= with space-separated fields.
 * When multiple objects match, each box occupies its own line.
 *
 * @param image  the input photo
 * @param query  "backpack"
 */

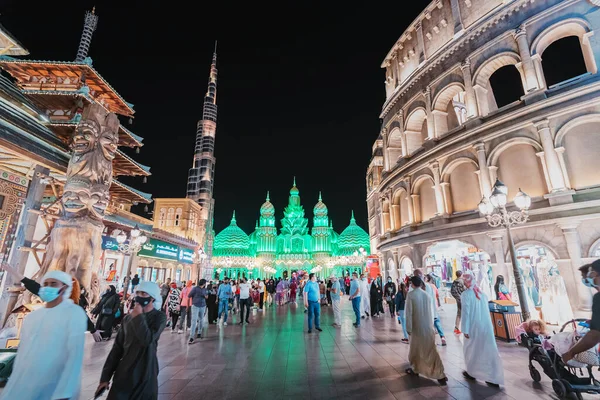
xmin=450 ymin=279 xmax=465 ymax=300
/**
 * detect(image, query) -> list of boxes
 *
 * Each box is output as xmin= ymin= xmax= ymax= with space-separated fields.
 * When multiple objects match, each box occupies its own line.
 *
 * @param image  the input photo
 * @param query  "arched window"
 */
xmin=496 ymin=144 xmax=546 ymax=199
xmin=562 ymin=121 xmax=600 ymax=189
xmin=448 ymin=162 xmax=481 ymax=213
xmin=392 ymin=189 xmax=410 ymax=228
xmin=542 ymin=36 xmax=587 ymax=87
xmin=404 ymin=108 xmax=427 ymax=155
xmin=175 ymin=207 xmax=182 ymax=227
xmin=489 ymin=65 xmax=524 ymax=108
xmin=416 ymin=178 xmax=437 ymax=222
xmin=387 ymin=127 xmax=403 ymax=166
xmin=433 ymin=84 xmax=466 ymax=137
xmin=381 ymin=199 xmax=391 ymax=233
xmin=159 ymin=208 xmax=166 ymax=228
xmin=166 ymin=207 xmax=175 ymax=227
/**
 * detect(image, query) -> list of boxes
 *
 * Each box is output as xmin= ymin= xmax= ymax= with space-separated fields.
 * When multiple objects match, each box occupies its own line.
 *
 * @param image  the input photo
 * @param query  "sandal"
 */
xmin=405 ymin=368 xmax=418 ymax=376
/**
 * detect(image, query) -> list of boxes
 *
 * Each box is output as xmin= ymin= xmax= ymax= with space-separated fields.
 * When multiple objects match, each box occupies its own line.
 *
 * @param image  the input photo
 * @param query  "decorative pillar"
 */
xmin=379 ymin=198 xmax=386 ymax=236
xmin=534 ymin=119 xmax=567 ymax=192
xmin=488 ymin=233 xmax=509 ymax=286
xmin=460 ymin=59 xmax=479 ymax=118
xmin=513 ymin=27 xmax=542 ymax=92
xmin=0 ymin=165 xmax=49 ymax=325
xmin=411 ymin=194 xmax=421 ymax=223
xmin=449 ymin=0 xmax=464 ymax=35
xmin=390 ymin=204 xmax=400 ymax=231
xmin=404 ymin=178 xmax=415 ymax=224
xmin=381 ymin=128 xmax=390 ymax=171
xmin=440 ymin=182 xmax=453 ymax=215
xmin=415 ymin=22 xmax=426 ymax=64
xmin=391 ymin=54 xmax=400 ymax=87
xmin=432 ymin=109 xmax=448 ymax=138
xmin=474 ymin=142 xmax=492 ymax=197
xmin=397 ymin=110 xmax=408 ymax=158
xmin=558 ymin=223 xmax=592 ymax=311
xmin=581 ymin=32 xmax=598 ymax=74
xmin=424 ymin=86 xmax=436 ymax=140
xmin=554 ymin=147 xmax=572 ymax=189
xmin=431 ymin=162 xmax=445 ymax=216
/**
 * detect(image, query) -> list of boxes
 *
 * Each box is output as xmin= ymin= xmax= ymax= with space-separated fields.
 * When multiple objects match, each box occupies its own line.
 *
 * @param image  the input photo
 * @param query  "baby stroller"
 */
xmin=523 ymin=318 xmax=600 ymax=399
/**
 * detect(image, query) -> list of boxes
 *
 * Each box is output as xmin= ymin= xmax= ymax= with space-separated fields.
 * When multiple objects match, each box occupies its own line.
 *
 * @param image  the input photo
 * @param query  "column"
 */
xmin=460 ymin=59 xmax=479 ymax=118
xmin=381 ymin=128 xmax=390 ymax=171
xmin=392 ymin=250 xmax=400 ymax=279
xmin=390 ymin=204 xmax=400 ymax=231
xmin=449 ymin=0 xmax=464 ymax=35
xmin=488 ymin=233 xmax=509 ymax=286
xmin=424 ymin=86 xmax=436 ymax=140
xmin=440 ymin=182 xmax=453 ymax=215
xmin=474 ymin=142 xmax=492 ymax=197
xmin=0 ymin=165 xmax=49 ymax=324
xmin=431 ymin=162 xmax=445 ymax=216
xmin=554 ymin=147 xmax=572 ymax=189
xmin=559 ymin=223 xmax=592 ymax=311
xmin=391 ymin=54 xmax=400 ymax=87
xmin=534 ymin=119 xmax=567 ymax=192
xmin=405 ymin=178 xmax=415 ymax=224
xmin=411 ymin=194 xmax=421 ymax=223
xmin=432 ymin=109 xmax=448 ymax=137
xmin=397 ymin=110 xmax=408 ymax=158
xmin=513 ymin=27 xmax=542 ymax=92
xmin=415 ymin=21 xmax=426 ymax=64
xmin=379 ymin=198 xmax=386 ymax=236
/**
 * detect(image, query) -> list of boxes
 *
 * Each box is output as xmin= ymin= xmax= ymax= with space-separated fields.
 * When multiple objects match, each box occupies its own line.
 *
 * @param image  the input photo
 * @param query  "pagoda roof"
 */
xmin=48 ymin=120 xmax=144 ymax=148
xmin=0 ymin=56 xmax=134 ymax=116
xmin=103 ymin=212 xmax=153 ymax=233
xmin=213 ymin=212 xmax=250 ymax=257
xmin=114 ymin=149 xmax=151 ymax=177
xmin=151 ymin=228 xmax=198 ymax=248
xmin=0 ymin=24 xmax=28 ymax=56
xmin=110 ymin=179 xmax=152 ymax=204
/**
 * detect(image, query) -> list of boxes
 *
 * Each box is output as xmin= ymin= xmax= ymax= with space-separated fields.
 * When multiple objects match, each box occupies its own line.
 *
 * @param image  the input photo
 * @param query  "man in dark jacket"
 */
xmin=451 ymin=270 xmax=466 ymax=334
xmin=384 ymin=277 xmax=397 ymax=317
xmin=97 ymin=281 xmax=166 ymax=400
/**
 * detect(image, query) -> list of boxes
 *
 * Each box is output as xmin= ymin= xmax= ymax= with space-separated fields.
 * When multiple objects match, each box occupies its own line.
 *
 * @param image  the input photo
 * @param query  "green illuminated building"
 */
xmin=212 ymin=180 xmax=370 ymax=279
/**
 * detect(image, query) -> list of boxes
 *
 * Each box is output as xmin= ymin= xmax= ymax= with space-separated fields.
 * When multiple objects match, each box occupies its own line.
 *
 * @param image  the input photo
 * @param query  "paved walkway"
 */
xmin=74 ymin=299 xmax=587 ymax=399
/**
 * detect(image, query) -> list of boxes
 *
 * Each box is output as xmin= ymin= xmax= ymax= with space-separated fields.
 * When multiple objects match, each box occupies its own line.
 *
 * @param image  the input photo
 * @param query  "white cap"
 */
xmin=135 ymin=281 xmax=162 ymax=310
xmin=42 ymin=270 xmax=73 ymax=300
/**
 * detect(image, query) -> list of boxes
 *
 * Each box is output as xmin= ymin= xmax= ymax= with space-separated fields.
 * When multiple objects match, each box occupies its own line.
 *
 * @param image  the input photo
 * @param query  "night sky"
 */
xmin=1 ymin=0 xmax=430 ymax=235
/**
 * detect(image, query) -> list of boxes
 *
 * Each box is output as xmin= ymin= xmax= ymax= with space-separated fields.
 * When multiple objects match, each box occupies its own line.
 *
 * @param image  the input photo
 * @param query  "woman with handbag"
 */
xmin=92 ymin=285 xmax=120 ymax=340
xmin=384 ymin=277 xmax=397 ymax=318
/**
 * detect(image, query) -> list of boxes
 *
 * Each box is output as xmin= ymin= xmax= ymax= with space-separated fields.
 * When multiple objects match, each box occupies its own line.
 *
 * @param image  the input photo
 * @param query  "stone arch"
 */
xmin=387 ymin=257 xmax=397 ymax=281
xmin=404 ymin=107 xmax=428 ymax=155
xmin=392 ymin=187 xmax=411 ymax=228
xmin=412 ymin=175 xmax=437 ymax=222
xmin=555 ymin=114 xmax=600 ymax=190
xmin=588 ymin=237 xmax=600 ymax=258
xmin=381 ymin=197 xmax=392 ymax=233
xmin=488 ymin=138 xmax=546 ymax=199
xmin=441 ymin=157 xmax=481 ymax=214
xmin=441 ymin=157 xmax=479 ymax=182
xmin=531 ymin=18 xmax=597 ymax=77
xmin=432 ymin=82 xmax=466 ymax=136
xmin=387 ymin=127 xmax=404 ymax=166
xmin=488 ymin=137 xmax=543 ymax=167
xmin=399 ymin=256 xmax=414 ymax=278
xmin=507 ymin=240 xmax=561 ymax=261
xmin=473 ymin=52 xmax=525 ymax=115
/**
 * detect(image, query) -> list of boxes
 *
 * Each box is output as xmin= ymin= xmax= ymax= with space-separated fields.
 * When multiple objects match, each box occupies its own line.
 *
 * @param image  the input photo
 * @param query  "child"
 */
xmin=516 ymin=319 xmax=547 ymax=345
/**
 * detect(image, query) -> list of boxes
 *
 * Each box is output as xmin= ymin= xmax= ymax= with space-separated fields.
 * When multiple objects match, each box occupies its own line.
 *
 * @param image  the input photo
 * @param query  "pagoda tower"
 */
xmin=277 ymin=178 xmax=312 ymax=257
xmin=187 ymin=43 xmax=218 ymax=255
xmin=256 ymin=192 xmax=277 ymax=254
xmin=311 ymin=192 xmax=333 ymax=254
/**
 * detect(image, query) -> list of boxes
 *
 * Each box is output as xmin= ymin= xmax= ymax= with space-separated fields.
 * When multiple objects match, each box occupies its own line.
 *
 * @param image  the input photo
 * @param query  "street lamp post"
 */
xmin=478 ymin=179 xmax=532 ymax=321
xmin=116 ymin=225 xmax=148 ymax=300
xmin=196 ymin=248 xmax=207 ymax=282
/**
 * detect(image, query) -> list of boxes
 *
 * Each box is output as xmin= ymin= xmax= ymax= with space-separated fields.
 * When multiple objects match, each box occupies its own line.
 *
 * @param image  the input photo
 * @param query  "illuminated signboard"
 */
xmin=137 ymin=238 xmax=195 ymax=264
xmin=102 ymin=236 xmax=123 ymax=251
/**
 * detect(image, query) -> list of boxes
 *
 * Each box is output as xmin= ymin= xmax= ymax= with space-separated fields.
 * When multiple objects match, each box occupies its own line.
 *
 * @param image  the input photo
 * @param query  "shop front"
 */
xmin=99 ymin=235 xmax=128 ymax=286
xmin=136 ymin=238 xmax=195 ymax=284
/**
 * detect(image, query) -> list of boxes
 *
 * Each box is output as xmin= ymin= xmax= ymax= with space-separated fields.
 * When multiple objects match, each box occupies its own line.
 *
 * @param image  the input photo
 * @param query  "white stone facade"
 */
xmin=367 ymin=0 xmax=600 ymax=312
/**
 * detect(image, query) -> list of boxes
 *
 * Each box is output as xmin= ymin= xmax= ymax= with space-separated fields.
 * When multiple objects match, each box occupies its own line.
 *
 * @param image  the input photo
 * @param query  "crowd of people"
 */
xmin=4 ymin=259 xmax=600 ymax=399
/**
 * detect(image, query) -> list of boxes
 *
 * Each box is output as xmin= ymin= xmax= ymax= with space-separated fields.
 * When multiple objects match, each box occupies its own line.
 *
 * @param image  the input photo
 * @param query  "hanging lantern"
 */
xmin=144 ymin=204 xmax=149 ymax=213
xmin=136 ymin=147 xmax=140 ymax=154
xmin=128 ymin=118 xmax=133 ymax=125
xmin=143 ymin=176 xmax=147 ymax=183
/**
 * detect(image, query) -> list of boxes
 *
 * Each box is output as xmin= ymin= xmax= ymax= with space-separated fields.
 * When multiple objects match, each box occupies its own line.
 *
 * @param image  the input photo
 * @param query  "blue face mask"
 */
xmin=583 ymin=276 xmax=598 ymax=288
xmin=39 ymin=286 xmax=62 ymax=302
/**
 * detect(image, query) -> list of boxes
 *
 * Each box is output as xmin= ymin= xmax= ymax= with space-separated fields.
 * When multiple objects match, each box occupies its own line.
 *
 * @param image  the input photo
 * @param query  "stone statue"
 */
xmin=37 ymin=104 xmax=119 ymax=306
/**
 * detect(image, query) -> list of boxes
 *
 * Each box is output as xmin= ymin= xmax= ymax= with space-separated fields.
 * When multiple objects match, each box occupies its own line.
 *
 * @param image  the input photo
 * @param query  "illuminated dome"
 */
xmin=213 ymin=211 xmax=250 ymax=257
xmin=337 ymin=211 xmax=370 ymax=256
xmin=290 ymin=176 xmax=299 ymax=195
xmin=260 ymin=192 xmax=275 ymax=217
xmin=313 ymin=192 xmax=328 ymax=217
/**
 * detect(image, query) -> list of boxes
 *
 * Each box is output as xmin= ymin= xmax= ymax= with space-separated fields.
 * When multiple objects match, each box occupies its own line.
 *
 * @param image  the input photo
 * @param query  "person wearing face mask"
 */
xmin=384 ymin=277 xmax=397 ymax=318
xmin=97 ymin=280 xmax=166 ymax=400
xmin=92 ymin=285 xmax=120 ymax=340
xmin=303 ymin=273 xmax=322 ymax=333
xmin=563 ymin=260 xmax=600 ymax=364
xmin=0 ymin=270 xmax=87 ymax=400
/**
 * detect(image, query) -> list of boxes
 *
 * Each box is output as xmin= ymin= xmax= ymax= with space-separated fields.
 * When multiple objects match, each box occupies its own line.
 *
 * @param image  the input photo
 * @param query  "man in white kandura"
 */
xmin=461 ymin=273 xmax=504 ymax=387
xmin=1 ymin=270 xmax=87 ymax=400
xmin=405 ymin=275 xmax=447 ymax=385
xmin=359 ymin=274 xmax=371 ymax=318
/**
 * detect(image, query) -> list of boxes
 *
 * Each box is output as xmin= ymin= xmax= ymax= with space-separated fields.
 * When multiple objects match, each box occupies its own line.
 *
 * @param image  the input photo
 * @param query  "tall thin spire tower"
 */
xmin=187 ymin=42 xmax=218 ymax=255
xmin=75 ymin=7 xmax=98 ymax=62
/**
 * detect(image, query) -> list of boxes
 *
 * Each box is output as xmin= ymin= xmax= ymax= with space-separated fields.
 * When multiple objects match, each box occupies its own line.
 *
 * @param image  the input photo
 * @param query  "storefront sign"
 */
xmin=178 ymin=248 xmax=195 ymax=264
xmin=102 ymin=236 xmax=123 ymax=251
xmin=366 ymin=256 xmax=380 ymax=279
xmin=137 ymin=238 xmax=195 ymax=264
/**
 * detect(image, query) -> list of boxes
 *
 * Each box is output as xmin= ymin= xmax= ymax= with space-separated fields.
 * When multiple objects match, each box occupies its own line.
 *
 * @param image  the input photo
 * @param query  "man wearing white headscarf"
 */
xmin=1 ymin=270 xmax=87 ymax=400
xmin=97 ymin=280 xmax=166 ymax=400
xmin=359 ymin=274 xmax=371 ymax=318
xmin=461 ymin=273 xmax=504 ymax=387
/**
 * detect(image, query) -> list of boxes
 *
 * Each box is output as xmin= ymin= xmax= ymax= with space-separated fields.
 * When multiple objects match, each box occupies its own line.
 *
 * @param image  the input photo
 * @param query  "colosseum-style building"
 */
xmin=367 ymin=0 xmax=600 ymax=317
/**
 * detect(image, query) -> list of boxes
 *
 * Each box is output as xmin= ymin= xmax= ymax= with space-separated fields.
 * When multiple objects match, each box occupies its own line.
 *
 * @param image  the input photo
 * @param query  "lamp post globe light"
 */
xmin=196 ymin=248 xmax=207 ymax=282
xmin=116 ymin=224 xmax=148 ymax=300
xmin=478 ymin=179 xmax=531 ymax=321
